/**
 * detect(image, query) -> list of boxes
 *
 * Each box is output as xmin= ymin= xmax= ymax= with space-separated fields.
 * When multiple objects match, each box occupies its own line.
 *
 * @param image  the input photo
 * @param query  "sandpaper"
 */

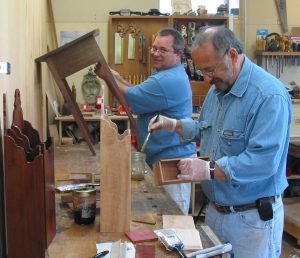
xmin=135 ymin=245 xmax=155 ymax=258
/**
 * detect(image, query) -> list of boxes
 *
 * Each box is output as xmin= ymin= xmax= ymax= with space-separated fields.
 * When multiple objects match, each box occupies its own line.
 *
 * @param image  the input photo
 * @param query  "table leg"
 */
xmin=58 ymin=120 xmax=62 ymax=144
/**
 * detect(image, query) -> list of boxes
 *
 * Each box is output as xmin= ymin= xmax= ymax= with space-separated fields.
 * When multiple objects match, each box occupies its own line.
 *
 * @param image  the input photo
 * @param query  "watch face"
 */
xmin=120 ymin=9 xmax=131 ymax=16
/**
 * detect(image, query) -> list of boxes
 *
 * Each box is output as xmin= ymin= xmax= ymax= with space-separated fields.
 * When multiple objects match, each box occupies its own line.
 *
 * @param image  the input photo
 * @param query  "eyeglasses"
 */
xmin=198 ymin=61 xmax=223 ymax=77
xmin=198 ymin=50 xmax=229 ymax=77
xmin=151 ymin=46 xmax=175 ymax=55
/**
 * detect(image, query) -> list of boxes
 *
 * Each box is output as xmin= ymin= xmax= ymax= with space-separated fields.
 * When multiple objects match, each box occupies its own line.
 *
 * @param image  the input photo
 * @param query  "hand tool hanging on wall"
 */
xmin=141 ymin=9 xmax=170 ymax=16
xmin=109 ymin=9 xmax=142 ymax=16
xmin=128 ymin=25 xmax=139 ymax=60
xmin=138 ymin=34 xmax=147 ymax=64
xmin=114 ymin=24 xmax=127 ymax=64
xmin=187 ymin=22 xmax=196 ymax=45
xmin=138 ymin=34 xmax=143 ymax=62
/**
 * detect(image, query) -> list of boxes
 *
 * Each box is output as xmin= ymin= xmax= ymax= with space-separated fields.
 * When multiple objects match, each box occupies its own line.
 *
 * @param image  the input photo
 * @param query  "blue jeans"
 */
xmin=205 ymin=196 xmax=284 ymax=258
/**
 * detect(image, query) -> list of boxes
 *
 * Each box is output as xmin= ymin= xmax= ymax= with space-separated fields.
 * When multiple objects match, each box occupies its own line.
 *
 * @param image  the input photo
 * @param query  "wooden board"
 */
xmin=99 ymin=116 xmax=131 ymax=232
xmin=4 ymin=136 xmax=46 ymax=258
xmin=162 ymin=215 xmax=202 ymax=251
xmin=0 ymin=108 xmax=5 ymax=258
xmin=162 ymin=215 xmax=195 ymax=229
xmin=125 ymin=229 xmax=158 ymax=243
xmin=284 ymin=201 xmax=300 ymax=244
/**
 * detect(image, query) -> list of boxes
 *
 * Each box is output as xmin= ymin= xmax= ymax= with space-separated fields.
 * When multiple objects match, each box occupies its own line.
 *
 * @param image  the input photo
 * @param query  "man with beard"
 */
xmin=95 ymin=28 xmax=196 ymax=215
xmin=149 ymin=26 xmax=292 ymax=257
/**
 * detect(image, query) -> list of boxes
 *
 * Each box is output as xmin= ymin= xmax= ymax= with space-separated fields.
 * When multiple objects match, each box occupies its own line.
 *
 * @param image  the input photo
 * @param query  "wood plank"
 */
xmin=4 ymin=136 xmax=46 ymax=258
xmin=0 ymin=110 xmax=5 ymax=258
xmin=99 ymin=116 xmax=131 ymax=232
xmin=284 ymin=202 xmax=300 ymax=245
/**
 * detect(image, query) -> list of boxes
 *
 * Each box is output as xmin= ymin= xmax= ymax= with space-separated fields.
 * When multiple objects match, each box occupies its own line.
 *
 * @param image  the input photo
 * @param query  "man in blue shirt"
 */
xmin=95 ymin=28 xmax=196 ymax=214
xmin=150 ymin=26 xmax=292 ymax=257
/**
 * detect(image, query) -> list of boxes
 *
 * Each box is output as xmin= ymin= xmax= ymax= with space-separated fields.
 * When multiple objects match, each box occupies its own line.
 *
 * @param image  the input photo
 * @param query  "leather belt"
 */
xmin=212 ymin=196 xmax=278 ymax=214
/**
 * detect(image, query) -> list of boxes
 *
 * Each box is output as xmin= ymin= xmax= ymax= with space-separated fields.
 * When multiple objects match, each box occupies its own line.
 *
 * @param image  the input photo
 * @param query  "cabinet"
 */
xmin=108 ymin=15 xmax=229 ymax=108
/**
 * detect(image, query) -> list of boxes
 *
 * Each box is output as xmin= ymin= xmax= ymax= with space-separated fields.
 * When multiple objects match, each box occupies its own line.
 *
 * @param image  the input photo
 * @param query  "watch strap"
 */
xmin=209 ymin=160 xmax=215 ymax=179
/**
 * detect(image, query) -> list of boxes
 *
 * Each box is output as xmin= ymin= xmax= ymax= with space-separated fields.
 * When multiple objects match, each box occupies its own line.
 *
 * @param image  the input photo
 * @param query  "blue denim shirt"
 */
xmin=181 ymin=57 xmax=292 ymax=206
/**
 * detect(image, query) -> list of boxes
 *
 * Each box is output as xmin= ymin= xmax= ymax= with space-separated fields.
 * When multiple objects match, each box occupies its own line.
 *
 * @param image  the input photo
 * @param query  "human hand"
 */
xmin=94 ymin=62 xmax=120 ymax=81
xmin=148 ymin=114 xmax=177 ymax=132
xmin=94 ymin=62 xmax=106 ymax=79
xmin=177 ymin=158 xmax=210 ymax=181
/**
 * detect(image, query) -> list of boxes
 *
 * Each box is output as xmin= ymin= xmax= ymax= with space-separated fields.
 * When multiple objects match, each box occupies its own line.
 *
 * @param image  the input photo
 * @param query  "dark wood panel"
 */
xmin=4 ymin=136 xmax=46 ymax=258
xmin=0 ymin=114 xmax=5 ymax=258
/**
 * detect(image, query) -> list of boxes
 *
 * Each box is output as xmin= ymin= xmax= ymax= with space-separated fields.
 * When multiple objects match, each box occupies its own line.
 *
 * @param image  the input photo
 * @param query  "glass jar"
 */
xmin=131 ymin=151 xmax=146 ymax=180
xmin=73 ymin=188 xmax=96 ymax=225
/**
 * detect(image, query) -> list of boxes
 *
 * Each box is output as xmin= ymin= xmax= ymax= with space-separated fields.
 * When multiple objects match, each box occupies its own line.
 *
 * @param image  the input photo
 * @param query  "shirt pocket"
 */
xmin=219 ymin=129 xmax=245 ymax=156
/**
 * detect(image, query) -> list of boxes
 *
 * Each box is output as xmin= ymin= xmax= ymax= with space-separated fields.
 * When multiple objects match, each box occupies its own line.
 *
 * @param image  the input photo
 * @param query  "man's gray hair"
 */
xmin=192 ymin=26 xmax=244 ymax=57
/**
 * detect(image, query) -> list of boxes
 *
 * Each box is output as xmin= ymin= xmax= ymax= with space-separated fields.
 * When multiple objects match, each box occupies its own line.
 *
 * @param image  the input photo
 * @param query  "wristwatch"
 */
xmin=209 ymin=160 xmax=215 ymax=179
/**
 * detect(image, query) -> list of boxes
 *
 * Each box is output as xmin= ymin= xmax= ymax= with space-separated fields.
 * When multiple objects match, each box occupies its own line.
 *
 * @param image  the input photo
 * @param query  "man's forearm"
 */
xmin=113 ymin=74 xmax=131 ymax=96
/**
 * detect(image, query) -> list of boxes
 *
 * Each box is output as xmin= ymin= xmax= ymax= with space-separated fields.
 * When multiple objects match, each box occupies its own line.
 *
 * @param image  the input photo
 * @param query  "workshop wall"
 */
xmin=52 ymin=0 xmax=159 ymax=106
xmin=0 ymin=0 xmax=57 ymax=139
xmin=242 ymin=0 xmax=300 ymax=85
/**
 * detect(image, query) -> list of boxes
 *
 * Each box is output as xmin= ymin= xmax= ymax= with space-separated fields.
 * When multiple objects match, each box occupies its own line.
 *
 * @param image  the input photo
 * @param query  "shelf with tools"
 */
xmin=107 ymin=15 xmax=229 ymax=108
xmin=108 ymin=16 xmax=169 ymax=107
xmin=256 ymin=51 xmax=300 ymax=78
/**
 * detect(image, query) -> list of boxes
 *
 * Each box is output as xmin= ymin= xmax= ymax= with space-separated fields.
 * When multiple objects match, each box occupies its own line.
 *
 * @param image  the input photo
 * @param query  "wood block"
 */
xmin=153 ymin=156 xmax=210 ymax=185
xmin=70 ymin=172 xmax=92 ymax=182
xmin=162 ymin=215 xmax=195 ymax=229
xmin=125 ymin=229 xmax=158 ymax=243
xmin=135 ymin=245 xmax=155 ymax=258
xmin=162 ymin=215 xmax=202 ymax=250
xmin=100 ymin=116 xmax=131 ymax=232
xmin=48 ymin=124 xmax=60 ymax=146
xmin=284 ymin=201 xmax=300 ymax=245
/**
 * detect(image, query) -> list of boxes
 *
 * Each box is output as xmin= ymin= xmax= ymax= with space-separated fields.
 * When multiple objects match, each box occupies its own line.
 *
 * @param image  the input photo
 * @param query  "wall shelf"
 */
xmin=256 ymin=51 xmax=300 ymax=56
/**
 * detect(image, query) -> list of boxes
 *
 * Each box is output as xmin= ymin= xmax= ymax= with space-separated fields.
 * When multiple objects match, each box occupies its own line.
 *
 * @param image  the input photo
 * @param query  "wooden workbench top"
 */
xmin=47 ymin=170 xmax=216 ymax=258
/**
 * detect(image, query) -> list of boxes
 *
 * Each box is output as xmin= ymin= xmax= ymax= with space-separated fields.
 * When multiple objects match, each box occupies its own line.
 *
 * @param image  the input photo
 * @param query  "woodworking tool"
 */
xmin=140 ymin=114 xmax=159 ymax=152
xmin=185 ymin=243 xmax=232 ymax=258
xmin=155 ymin=229 xmax=186 ymax=258
xmin=93 ymin=250 xmax=109 ymax=258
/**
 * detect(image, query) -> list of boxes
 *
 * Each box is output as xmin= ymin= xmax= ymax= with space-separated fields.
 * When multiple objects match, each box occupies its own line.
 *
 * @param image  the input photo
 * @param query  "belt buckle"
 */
xmin=215 ymin=203 xmax=231 ymax=214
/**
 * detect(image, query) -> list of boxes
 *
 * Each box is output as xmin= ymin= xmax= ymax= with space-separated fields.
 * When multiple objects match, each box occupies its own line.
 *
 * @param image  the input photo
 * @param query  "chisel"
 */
xmin=140 ymin=114 xmax=160 ymax=152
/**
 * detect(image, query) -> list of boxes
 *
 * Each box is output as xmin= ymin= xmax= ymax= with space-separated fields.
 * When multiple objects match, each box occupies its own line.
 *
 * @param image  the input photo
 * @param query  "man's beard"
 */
xmin=212 ymin=61 xmax=234 ymax=92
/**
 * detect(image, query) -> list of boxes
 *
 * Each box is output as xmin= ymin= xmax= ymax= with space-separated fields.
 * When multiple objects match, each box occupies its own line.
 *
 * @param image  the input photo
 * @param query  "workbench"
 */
xmin=47 ymin=170 xmax=223 ymax=258
xmin=284 ymin=100 xmax=300 ymax=244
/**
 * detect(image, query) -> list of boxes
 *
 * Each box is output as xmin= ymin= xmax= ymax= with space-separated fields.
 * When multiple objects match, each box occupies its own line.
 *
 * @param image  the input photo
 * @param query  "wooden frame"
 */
xmin=36 ymin=29 xmax=136 ymax=155
xmin=153 ymin=156 xmax=210 ymax=185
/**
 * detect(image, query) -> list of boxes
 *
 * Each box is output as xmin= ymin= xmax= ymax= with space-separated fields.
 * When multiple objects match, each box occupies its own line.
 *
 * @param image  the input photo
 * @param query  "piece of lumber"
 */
xmin=125 ymin=229 xmax=158 ymax=243
xmin=99 ymin=116 xmax=131 ymax=232
xmin=284 ymin=201 xmax=300 ymax=245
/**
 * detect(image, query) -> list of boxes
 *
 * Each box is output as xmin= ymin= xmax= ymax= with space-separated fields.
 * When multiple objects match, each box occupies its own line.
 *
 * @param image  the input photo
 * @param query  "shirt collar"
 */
xmin=228 ymin=56 xmax=252 ymax=98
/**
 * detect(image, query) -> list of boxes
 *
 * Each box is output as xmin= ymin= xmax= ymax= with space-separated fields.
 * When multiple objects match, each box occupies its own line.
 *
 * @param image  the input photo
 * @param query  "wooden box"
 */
xmin=152 ymin=156 xmax=210 ymax=185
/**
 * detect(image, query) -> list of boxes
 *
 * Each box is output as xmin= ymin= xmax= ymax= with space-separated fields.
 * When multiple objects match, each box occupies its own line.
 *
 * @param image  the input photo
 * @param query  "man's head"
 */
xmin=151 ymin=28 xmax=184 ymax=71
xmin=191 ymin=26 xmax=244 ymax=92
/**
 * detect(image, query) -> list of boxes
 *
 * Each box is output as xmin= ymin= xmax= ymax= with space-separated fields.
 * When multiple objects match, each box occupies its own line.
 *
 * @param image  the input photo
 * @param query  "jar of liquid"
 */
xmin=73 ymin=188 xmax=96 ymax=225
xmin=131 ymin=151 xmax=146 ymax=180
